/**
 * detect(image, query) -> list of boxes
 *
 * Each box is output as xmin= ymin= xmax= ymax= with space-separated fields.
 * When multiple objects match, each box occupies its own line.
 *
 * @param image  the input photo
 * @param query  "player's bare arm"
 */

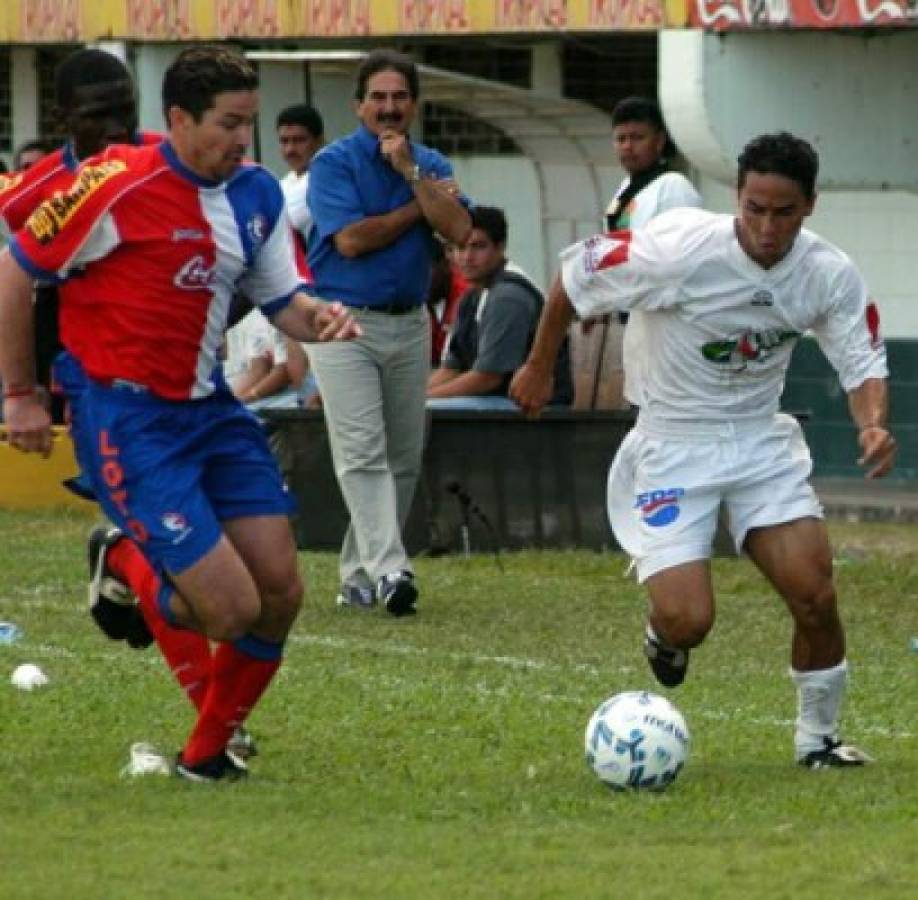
xmin=0 ymin=250 xmax=52 ymax=456
xmin=848 ymin=377 xmax=896 ymax=479
xmin=273 ymin=293 xmax=363 ymax=344
xmin=427 ymin=368 xmax=503 ymax=399
xmin=510 ymin=274 xmax=577 ymax=419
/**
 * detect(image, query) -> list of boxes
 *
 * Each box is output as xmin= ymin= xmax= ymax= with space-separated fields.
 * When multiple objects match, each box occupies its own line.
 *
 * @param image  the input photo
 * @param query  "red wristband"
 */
xmin=2 ymin=385 xmax=36 ymax=400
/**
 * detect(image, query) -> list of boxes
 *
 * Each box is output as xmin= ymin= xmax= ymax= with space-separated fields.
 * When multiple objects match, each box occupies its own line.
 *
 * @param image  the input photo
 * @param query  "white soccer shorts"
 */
xmin=607 ymin=413 xmax=824 ymax=582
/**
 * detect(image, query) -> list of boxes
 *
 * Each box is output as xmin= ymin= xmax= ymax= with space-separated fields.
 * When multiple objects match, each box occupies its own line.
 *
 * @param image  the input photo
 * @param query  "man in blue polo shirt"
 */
xmin=307 ymin=49 xmax=471 ymax=616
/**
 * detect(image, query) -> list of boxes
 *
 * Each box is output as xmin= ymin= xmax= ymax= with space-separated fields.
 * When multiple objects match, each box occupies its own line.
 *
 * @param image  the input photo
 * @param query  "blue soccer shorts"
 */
xmin=73 ymin=380 xmax=296 ymax=575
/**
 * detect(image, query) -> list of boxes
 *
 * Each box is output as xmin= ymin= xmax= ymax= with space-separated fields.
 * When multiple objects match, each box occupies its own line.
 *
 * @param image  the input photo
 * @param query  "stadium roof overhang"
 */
xmin=248 ymin=50 xmax=618 ymax=283
xmin=248 ymin=50 xmax=616 ymax=168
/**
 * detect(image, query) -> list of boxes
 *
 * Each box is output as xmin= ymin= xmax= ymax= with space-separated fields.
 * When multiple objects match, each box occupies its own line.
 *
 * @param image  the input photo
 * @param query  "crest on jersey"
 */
xmin=174 ymin=254 xmax=216 ymax=290
xmin=583 ymin=230 xmax=631 ymax=274
xmin=26 ymin=160 xmax=127 ymax=244
xmin=750 ymin=290 xmax=774 ymax=307
xmin=634 ymin=488 xmax=685 ymax=528
xmin=161 ymin=512 xmax=192 ymax=544
xmin=247 ymin=214 xmax=268 ymax=248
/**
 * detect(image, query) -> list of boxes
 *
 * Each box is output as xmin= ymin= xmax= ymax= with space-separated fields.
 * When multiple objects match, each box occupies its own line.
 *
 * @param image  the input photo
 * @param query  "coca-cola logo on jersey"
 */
xmin=174 ymin=254 xmax=216 ymax=290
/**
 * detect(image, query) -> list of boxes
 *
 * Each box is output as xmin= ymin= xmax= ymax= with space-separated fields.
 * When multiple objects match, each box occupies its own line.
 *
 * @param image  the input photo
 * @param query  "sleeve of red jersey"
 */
xmin=0 ymin=169 xmax=43 ymax=233
xmin=7 ymin=157 xmax=134 ymax=282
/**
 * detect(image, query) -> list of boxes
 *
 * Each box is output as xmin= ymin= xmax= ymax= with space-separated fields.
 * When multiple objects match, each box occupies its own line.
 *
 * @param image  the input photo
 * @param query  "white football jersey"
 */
xmin=607 ymin=171 xmax=702 ymax=231
xmin=561 ymin=207 xmax=886 ymax=424
xmin=281 ymin=170 xmax=311 ymax=239
xmin=608 ymin=172 xmax=703 ymax=406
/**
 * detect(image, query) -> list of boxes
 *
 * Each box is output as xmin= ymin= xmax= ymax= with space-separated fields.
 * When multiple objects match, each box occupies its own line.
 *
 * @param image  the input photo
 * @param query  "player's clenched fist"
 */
xmin=2 ymin=394 xmax=52 ymax=457
xmin=509 ymin=361 xmax=554 ymax=420
xmin=857 ymin=425 xmax=896 ymax=479
xmin=313 ymin=301 xmax=362 ymax=343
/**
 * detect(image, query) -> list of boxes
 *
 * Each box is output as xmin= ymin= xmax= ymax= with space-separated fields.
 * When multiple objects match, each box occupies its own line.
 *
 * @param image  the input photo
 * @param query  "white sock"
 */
xmin=790 ymin=659 xmax=848 ymax=759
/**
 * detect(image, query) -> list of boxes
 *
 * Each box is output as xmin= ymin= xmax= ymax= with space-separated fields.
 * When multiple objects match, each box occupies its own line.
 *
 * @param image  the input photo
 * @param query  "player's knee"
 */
xmin=655 ymin=605 xmax=713 ymax=649
xmin=277 ymin=573 xmax=304 ymax=625
xmin=791 ymin=578 xmax=838 ymax=631
xmin=258 ymin=571 xmax=303 ymax=632
xmin=207 ymin=604 xmax=260 ymax=643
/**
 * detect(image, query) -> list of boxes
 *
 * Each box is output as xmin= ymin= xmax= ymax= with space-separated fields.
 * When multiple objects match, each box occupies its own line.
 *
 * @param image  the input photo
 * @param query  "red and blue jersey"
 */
xmin=10 ymin=141 xmax=306 ymax=401
xmin=0 ymin=132 xmax=162 ymax=233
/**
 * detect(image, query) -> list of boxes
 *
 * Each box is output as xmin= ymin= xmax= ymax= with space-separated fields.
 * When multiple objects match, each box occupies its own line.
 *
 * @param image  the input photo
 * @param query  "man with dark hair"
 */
xmin=276 ymin=103 xmax=324 ymax=246
xmin=428 ymin=205 xmax=571 ymax=409
xmin=0 ymin=45 xmax=360 ymax=782
xmin=13 ymin=140 xmax=48 ymax=171
xmin=511 ymin=131 xmax=896 ymax=770
xmin=0 ymin=49 xmax=158 ymax=424
xmin=307 ymin=49 xmax=471 ymax=616
xmin=277 ymin=103 xmax=324 ymax=177
xmin=0 ymin=50 xmax=235 ymax=763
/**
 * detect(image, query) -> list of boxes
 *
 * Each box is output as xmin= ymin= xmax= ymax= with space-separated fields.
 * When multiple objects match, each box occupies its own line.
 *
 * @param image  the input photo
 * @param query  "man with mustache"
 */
xmin=307 ymin=49 xmax=471 ymax=616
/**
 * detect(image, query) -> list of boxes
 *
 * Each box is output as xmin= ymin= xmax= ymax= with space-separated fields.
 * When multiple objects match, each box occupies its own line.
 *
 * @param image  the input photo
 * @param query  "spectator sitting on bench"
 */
xmin=427 ymin=206 xmax=572 ymax=411
xmin=227 ymin=309 xmax=319 ymax=410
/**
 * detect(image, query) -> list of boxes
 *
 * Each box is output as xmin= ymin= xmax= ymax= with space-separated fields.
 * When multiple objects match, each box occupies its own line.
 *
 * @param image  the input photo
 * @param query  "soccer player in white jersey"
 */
xmin=607 ymin=96 xmax=703 ymax=408
xmin=511 ymin=132 xmax=897 ymax=769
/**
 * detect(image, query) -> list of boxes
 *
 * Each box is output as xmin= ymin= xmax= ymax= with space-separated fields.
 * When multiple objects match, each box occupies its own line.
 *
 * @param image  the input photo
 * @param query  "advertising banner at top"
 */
xmin=4 ymin=0 xmax=912 ymax=41
xmin=3 ymin=1 xmax=686 ymax=42
xmin=689 ymin=0 xmax=918 ymax=29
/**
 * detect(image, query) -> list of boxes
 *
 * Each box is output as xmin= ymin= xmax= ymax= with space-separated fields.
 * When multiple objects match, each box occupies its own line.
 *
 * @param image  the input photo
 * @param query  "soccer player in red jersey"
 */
xmin=0 ymin=46 xmax=360 ymax=781
xmin=0 ymin=48 xmax=161 ymax=424
xmin=0 ymin=47 xmax=239 ymax=758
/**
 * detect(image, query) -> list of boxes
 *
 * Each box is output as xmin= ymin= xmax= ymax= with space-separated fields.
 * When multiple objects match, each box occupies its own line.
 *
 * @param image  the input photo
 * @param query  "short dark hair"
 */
xmin=354 ymin=50 xmax=419 ymax=101
xmin=737 ymin=132 xmax=819 ymax=200
xmin=612 ymin=96 xmax=665 ymax=132
xmin=276 ymin=103 xmax=324 ymax=138
xmin=470 ymin=206 xmax=507 ymax=246
xmin=55 ymin=48 xmax=132 ymax=108
xmin=162 ymin=46 xmax=258 ymax=122
xmin=14 ymin=139 xmax=49 ymax=168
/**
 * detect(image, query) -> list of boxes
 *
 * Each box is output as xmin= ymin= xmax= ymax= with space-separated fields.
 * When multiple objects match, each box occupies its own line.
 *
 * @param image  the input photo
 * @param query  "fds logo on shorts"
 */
xmin=634 ymin=488 xmax=686 ymax=527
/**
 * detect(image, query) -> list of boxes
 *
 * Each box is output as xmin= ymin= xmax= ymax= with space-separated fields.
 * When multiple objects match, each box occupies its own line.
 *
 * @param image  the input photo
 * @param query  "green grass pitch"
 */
xmin=0 ymin=510 xmax=915 ymax=899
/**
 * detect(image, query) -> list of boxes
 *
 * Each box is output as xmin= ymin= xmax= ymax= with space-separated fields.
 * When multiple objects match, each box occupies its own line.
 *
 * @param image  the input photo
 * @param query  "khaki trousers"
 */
xmin=307 ymin=306 xmax=430 ymax=589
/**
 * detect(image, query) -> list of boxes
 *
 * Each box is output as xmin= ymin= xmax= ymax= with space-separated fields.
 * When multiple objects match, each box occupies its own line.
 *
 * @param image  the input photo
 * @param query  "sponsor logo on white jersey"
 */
xmin=174 ymin=254 xmax=216 ymax=290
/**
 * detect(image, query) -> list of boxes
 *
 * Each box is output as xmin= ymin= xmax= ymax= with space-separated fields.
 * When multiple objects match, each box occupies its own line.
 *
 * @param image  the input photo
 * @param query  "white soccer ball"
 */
xmin=584 ymin=691 xmax=690 ymax=791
